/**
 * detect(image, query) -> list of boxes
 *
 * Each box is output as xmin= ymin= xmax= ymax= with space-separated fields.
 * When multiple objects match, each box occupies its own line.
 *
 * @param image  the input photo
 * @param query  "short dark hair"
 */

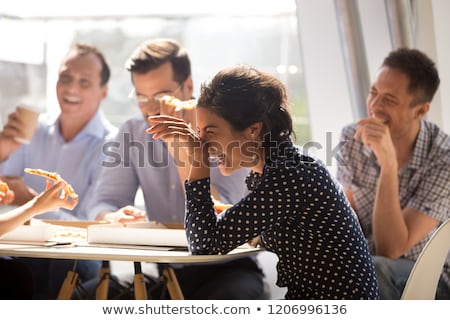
xmin=382 ymin=48 xmax=440 ymax=106
xmin=125 ymin=38 xmax=191 ymax=85
xmin=198 ymin=65 xmax=293 ymax=150
xmin=66 ymin=43 xmax=111 ymax=86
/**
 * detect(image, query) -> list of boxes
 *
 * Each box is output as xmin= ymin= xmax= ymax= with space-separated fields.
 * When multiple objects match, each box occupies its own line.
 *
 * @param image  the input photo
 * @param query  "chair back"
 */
xmin=401 ymin=219 xmax=450 ymax=299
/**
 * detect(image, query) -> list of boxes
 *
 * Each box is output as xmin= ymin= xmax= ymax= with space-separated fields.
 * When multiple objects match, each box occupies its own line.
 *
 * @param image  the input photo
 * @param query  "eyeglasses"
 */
xmin=128 ymin=84 xmax=183 ymax=107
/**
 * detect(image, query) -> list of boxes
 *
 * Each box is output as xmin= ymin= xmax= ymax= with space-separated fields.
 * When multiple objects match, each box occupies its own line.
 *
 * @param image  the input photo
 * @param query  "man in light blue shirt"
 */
xmin=87 ymin=39 xmax=267 ymax=299
xmin=0 ymin=43 xmax=117 ymax=298
xmin=0 ymin=110 xmax=116 ymax=220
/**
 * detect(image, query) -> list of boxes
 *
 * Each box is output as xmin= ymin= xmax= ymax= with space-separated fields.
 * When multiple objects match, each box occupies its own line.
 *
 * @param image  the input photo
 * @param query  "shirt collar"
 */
xmin=51 ymin=109 xmax=112 ymax=141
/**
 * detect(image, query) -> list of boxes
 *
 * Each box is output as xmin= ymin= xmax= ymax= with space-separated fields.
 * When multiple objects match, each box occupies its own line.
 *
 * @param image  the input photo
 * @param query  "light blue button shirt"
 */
xmin=0 ymin=109 xmax=117 ymax=220
xmin=88 ymin=115 xmax=249 ymax=224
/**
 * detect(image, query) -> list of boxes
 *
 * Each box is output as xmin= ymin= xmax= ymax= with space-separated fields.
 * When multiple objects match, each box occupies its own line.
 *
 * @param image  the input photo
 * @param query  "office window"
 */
xmin=0 ymin=0 xmax=310 ymax=143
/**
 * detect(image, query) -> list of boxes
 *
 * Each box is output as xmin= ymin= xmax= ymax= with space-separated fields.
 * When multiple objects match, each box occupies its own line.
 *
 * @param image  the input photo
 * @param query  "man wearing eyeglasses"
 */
xmin=87 ymin=39 xmax=268 ymax=299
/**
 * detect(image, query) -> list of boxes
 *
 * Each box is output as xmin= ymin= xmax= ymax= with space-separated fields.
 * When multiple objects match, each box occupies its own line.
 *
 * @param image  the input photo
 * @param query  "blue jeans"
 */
xmin=373 ymin=255 xmax=450 ymax=299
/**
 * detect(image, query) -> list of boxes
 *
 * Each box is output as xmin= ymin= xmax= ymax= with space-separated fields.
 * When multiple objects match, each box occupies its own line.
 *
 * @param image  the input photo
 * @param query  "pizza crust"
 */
xmin=24 ymin=168 xmax=77 ymax=198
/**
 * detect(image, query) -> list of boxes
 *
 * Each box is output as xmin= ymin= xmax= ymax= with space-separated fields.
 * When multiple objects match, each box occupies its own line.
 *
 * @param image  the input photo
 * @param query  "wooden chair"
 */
xmin=401 ymin=219 xmax=450 ymax=300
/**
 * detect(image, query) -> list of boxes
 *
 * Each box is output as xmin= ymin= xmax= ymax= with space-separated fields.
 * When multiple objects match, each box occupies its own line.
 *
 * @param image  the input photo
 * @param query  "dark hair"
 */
xmin=125 ymin=38 xmax=191 ymax=85
xmin=197 ymin=65 xmax=293 ymax=150
xmin=382 ymin=48 xmax=440 ymax=106
xmin=66 ymin=43 xmax=111 ymax=86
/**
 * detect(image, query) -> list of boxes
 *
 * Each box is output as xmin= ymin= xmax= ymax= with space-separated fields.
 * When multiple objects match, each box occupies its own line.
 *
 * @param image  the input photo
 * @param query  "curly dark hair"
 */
xmin=197 ymin=65 xmax=293 ymax=150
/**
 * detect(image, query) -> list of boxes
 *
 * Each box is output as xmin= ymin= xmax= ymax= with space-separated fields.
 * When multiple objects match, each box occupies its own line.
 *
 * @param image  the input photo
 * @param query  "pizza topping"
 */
xmin=0 ymin=181 xmax=9 ymax=194
xmin=24 ymin=168 xmax=77 ymax=199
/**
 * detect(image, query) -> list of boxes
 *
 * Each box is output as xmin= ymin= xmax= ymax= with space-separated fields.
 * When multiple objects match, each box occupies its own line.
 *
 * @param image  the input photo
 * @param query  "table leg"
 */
xmin=162 ymin=267 xmax=184 ymax=300
xmin=57 ymin=270 xmax=79 ymax=299
xmin=96 ymin=261 xmax=110 ymax=300
xmin=133 ymin=262 xmax=148 ymax=300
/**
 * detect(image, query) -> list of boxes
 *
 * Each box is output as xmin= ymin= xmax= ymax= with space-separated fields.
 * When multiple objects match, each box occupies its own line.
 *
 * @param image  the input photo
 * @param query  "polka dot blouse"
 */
xmin=185 ymin=138 xmax=380 ymax=299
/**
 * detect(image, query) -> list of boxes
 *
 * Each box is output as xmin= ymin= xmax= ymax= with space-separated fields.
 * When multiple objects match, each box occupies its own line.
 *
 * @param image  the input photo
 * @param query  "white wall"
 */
xmin=295 ymin=0 xmax=354 ymax=175
xmin=413 ymin=0 xmax=449 ymax=133
xmin=428 ymin=0 xmax=450 ymax=133
xmin=295 ymin=0 xmax=449 ymax=177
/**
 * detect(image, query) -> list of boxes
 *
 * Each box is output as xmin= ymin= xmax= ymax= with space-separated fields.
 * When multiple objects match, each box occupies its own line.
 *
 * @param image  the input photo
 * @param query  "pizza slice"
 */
xmin=24 ymin=168 xmax=77 ymax=199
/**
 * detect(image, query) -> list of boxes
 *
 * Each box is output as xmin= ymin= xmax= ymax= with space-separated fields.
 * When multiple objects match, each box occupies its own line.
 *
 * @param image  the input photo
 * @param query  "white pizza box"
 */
xmin=0 ymin=224 xmax=54 ymax=242
xmin=87 ymin=222 xmax=188 ymax=247
xmin=0 ymin=219 xmax=96 ymax=243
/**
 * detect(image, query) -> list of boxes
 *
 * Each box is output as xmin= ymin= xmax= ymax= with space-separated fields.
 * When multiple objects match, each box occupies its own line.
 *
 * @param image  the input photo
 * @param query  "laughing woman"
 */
xmin=148 ymin=65 xmax=380 ymax=299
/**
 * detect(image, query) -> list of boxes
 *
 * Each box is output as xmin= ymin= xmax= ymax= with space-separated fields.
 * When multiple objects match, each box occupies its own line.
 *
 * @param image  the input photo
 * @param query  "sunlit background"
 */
xmin=0 ymin=0 xmax=310 ymax=143
xmin=2 ymin=0 xmax=449 ymax=171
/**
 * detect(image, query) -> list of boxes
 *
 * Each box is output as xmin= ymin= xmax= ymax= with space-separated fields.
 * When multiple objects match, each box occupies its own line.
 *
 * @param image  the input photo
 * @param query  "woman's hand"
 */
xmin=29 ymin=180 xmax=78 ymax=214
xmin=148 ymin=115 xmax=210 ymax=182
xmin=158 ymin=96 xmax=197 ymax=129
xmin=147 ymin=115 xmax=205 ymax=166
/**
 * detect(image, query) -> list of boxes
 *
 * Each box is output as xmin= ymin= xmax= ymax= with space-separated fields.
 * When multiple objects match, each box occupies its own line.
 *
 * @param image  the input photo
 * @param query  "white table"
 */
xmin=0 ymin=241 xmax=261 ymax=299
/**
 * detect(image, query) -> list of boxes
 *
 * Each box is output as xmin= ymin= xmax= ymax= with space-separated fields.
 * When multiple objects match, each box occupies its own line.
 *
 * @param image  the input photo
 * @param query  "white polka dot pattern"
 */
xmin=185 ymin=139 xmax=380 ymax=299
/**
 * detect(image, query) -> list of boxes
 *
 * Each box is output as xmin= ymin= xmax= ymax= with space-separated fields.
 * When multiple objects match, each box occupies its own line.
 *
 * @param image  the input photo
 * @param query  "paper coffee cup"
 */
xmin=14 ymin=105 xmax=40 ymax=144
